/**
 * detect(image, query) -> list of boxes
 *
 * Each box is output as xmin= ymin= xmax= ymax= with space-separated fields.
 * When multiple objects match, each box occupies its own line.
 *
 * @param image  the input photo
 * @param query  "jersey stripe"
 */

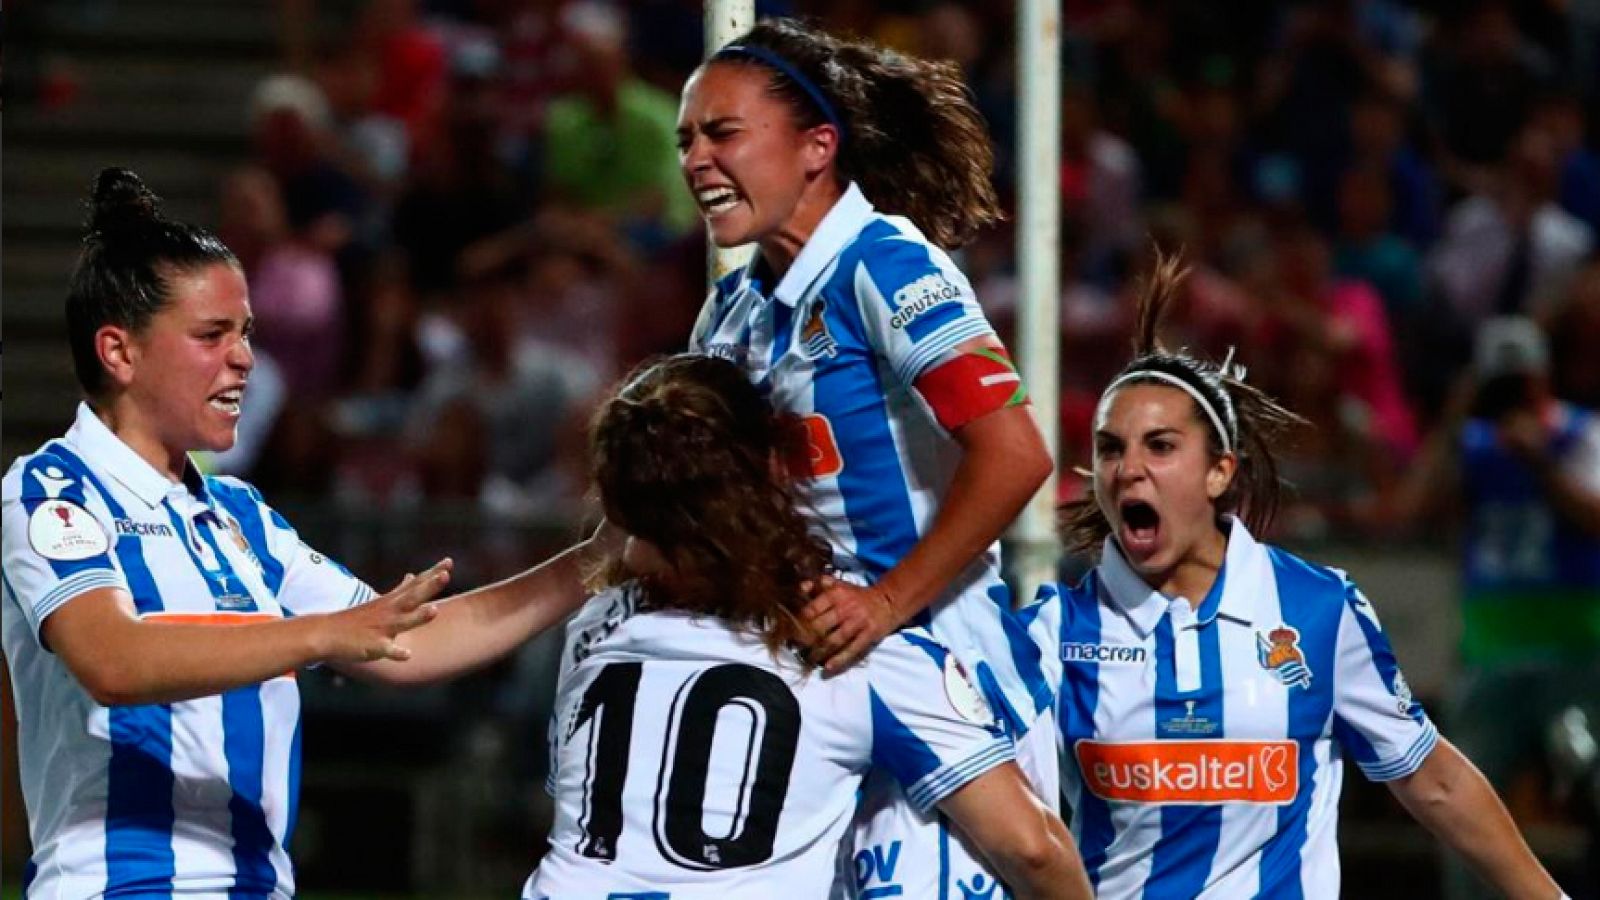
xmin=992 ymin=583 xmax=1056 ymax=720
xmin=48 ymin=443 xmax=179 ymax=896
xmin=1063 ymin=579 xmax=1116 ymax=889
xmin=869 ymin=690 xmax=944 ymax=802
xmin=811 ymin=308 xmax=918 ymax=579
xmin=223 ymin=686 xmax=277 ymax=897
xmin=168 ymin=508 xmax=277 ymax=897
xmin=1256 ymin=549 xmax=1340 ymax=898
xmin=1145 ymin=612 xmax=1224 ymax=899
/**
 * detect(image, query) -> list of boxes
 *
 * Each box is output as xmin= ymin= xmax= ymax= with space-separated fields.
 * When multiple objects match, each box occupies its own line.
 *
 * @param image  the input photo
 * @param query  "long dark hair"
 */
xmin=590 ymin=354 xmax=833 ymax=658
xmin=67 ymin=168 xmax=237 ymax=397
xmin=709 ymin=18 xmax=1002 ymax=250
xmin=1058 ymin=252 xmax=1307 ymax=556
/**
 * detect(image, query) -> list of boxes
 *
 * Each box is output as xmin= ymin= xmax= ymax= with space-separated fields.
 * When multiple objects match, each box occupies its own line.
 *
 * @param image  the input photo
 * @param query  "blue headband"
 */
xmin=713 ymin=44 xmax=847 ymax=145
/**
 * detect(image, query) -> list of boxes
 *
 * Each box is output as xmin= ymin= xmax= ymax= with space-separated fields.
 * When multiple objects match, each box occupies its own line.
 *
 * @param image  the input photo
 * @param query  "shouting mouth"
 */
xmin=1119 ymin=499 xmax=1161 ymax=553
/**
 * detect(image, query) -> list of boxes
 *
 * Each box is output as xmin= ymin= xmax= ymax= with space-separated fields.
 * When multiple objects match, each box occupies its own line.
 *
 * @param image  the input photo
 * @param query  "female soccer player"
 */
xmin=676 ymin=21 xmax=1056 ymax=894
xmin=524 ymin=354 xmax=1089 ymax=900
xmin=1 ymin=169 xmax=606 ymax=898
xmin=1041 ymin=254 xmax=1570 ymax=898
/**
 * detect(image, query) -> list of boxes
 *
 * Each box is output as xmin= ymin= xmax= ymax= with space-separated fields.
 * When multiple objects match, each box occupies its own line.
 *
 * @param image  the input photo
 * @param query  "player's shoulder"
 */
xmin=1264 ymin=544 xmax=1359 ymax=611
xmin=202 ymin=473 xmax=265 ymax=507
xmin=5 ymin=441 xmax=100 ymax=506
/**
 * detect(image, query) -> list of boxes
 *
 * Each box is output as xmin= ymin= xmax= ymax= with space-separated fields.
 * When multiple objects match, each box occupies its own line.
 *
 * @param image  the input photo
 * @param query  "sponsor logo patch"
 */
xmin=889 ymin=274 xmax=963 ymax=330
xmin=28 ymin=500 xmax=110 ymax=562
xmin=1075 ymin=739 xmax=1298 ymax=805
xmin=1061 ymin=641 xmax=1148 ymax=665
xmin=115 ymin=519 xmax=176 ymax=538
xmin=781 ymin=413 xmax=843 ymax=480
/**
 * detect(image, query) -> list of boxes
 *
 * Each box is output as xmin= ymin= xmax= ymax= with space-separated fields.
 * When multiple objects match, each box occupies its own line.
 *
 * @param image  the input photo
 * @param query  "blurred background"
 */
xmin=3 ymin=0 xmax=1598 ymax=896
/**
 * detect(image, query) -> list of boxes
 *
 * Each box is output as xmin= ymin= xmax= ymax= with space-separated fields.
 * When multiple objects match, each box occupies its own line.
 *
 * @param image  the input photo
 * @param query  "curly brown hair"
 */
xmin=709 ymin=18 xmax=1002 ymax=250
xmin=1058 ymin=251 xmax=1309 ymax=557
xmin=591 ymin=354 xmax=833 ymax=659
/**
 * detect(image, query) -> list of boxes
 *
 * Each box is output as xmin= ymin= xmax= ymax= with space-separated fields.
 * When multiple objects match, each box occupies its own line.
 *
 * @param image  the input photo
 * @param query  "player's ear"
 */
xmin=802 ymin=124 xmax=841 ymax=176
xmin=1206 ymin=451 xmax=1237 ymax=501
xmin=96 ymin=325 xmax=140 ymax=390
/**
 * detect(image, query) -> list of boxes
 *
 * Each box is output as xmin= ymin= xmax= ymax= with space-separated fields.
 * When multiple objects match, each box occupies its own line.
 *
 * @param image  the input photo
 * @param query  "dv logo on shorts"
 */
xmin=1075 ymin=739 xmax=1298 ymax=805
xmin=854 ymin=840 xmax=903 ymax=900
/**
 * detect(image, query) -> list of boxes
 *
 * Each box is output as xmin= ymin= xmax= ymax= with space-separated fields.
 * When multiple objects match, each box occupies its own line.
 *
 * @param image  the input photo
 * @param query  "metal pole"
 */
xmin=1010 ymin=0 xmax=1062 ymax=603
xmin=706 ymin=0 xmax=757 ymax=283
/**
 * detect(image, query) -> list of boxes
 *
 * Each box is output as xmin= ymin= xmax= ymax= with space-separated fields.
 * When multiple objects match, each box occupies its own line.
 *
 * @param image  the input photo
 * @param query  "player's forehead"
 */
xmin=678 ymin=62 xmax=782 ymax=125
xmin=1095 ymin=383 xmax=1203 ymax=436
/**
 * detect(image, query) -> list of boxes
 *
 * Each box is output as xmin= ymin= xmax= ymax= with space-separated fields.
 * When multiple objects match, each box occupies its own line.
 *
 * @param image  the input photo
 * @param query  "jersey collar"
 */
xmin=66 ymin=401 xmax=205 ymax=508
xmin=771 ymin=182 xmax=874 ymax=308
xmin=1098 ymin=515 xmax=1263 ymax=637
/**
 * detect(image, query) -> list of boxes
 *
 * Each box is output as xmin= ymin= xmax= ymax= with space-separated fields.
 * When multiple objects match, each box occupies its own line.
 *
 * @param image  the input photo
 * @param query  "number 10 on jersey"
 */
xmin=568 ymin=662 xmax=803 ymax=870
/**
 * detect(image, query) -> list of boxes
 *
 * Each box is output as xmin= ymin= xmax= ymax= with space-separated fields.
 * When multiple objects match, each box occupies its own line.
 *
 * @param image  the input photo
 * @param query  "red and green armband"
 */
xmin=912 ymin=345 xmax=1030 ymax=433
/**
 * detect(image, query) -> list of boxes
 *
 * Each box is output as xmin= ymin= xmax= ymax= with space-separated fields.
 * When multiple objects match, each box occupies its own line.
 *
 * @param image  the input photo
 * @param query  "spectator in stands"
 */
xmin=1346 ymin=87 xmax=1440 ymax=248
xmin=1334 ymin=161 xmax=1425 ymax=322
xmin=541 ymin=1 xmax=695 ymax=250
xmin=1386 ymin=316 xmax=1600 ymax=899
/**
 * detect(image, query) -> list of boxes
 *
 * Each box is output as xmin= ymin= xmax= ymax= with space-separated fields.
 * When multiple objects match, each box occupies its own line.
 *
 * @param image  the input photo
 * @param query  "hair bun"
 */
xmin=87 ymin=167 xmax=163 ymax=235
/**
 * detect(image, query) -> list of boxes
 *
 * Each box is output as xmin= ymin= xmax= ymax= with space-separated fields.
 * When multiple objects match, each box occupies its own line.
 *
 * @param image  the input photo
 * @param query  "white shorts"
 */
xmin=842 ymin=707 xmax=1059 ymax=899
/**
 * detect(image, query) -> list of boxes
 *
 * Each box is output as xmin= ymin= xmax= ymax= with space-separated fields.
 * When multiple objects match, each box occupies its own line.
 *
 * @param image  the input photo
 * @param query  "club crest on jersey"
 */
xmin=801 ymin=300 xmax=838 ymax=360
xmin=1257 ymin=625 xmax=1312 ymax=689
xmin=28 ymin=499 xmax=110 ymax=562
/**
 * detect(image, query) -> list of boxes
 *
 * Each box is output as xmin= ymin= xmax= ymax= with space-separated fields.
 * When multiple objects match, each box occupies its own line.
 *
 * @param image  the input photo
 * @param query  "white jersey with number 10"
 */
xmin=524 ymin=586 xmax=1012 ymax=900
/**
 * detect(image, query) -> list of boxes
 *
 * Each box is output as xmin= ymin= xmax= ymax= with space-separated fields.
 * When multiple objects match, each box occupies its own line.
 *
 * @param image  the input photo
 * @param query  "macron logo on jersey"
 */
xmin=1075 ymin=740 xmax=1298 ymax=805
xmin=1062 ymin=642 xmax=1147 ymax=665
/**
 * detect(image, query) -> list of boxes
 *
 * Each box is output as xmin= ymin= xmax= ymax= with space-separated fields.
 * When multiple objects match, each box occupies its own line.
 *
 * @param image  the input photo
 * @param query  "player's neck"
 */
xmin=1157 ymin=525 xmax=1228 ymax=609
xmin=758 ymin=178 xmax=846 ymax=280
xmin=93 ymin=399 xmax=187 ymax=483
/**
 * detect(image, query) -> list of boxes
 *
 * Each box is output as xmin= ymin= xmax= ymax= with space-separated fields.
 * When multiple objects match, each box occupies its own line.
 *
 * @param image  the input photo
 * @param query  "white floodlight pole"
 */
xmin=1010 ymin=0 xmax=1062 ymax=603
xmin=706 ymin=0 xmax=757 ymax=282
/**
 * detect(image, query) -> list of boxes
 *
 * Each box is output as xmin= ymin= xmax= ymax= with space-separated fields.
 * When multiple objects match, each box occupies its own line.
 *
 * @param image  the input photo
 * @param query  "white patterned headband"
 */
xmin=1102 ymin=369 xmax=1236 ymax=454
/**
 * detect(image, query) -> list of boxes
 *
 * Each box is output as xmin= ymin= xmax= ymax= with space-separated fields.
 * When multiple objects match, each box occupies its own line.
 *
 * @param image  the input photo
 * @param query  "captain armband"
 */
xmin=912 ymin=346 xmax=1030 ymax=433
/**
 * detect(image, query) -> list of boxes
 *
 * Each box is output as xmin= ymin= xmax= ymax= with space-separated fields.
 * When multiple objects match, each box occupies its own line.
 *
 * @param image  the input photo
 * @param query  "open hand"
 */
xmin=319 ymin=559 xmax=453 ymax=663
xmin=799 ymin=577 xmax=901 ymax=675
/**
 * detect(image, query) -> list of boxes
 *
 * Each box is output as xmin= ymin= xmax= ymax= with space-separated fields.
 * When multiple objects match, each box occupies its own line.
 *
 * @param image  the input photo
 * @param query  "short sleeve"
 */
xmin=1564 ymin=416 xmax=1600 ymax=493
xmin=853 ymin=231 xmax=996 ymax=386
xmin=686 ymin=288 xmax=720 ymax=353
xmin=866 ymin=629 xmax=1014 ymax=813
xmin=1330 ymin=583 xmax=1439 ymax=782
xmin=208 ymin=477 xmax=374 ymax=616
xmin=2 ymin=455 xmax=127 ymax=645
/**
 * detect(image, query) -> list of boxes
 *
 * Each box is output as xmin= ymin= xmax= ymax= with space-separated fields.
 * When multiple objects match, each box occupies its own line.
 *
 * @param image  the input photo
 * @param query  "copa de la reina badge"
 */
xmin=943 ymin=654 xmax=993 ymax=724
xmin=28 ymin=499 xmax=111 ymax=562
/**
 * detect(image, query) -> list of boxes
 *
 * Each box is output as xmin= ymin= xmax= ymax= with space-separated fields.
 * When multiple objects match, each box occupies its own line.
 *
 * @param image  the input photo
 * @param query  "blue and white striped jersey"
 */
xmin=526 ymin=587 xmax=1013 ymax=900
xmin=1035 ymin=518 xmax=1437 ymax=899
xmin=688 ymin=183 xmax=1052 ymax=736
xmin=2 ymin=403 xmax=374 ymax=899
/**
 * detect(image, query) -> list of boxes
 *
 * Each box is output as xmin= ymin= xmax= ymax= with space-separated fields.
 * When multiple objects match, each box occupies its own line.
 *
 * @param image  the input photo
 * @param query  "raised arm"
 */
xmin=338 ymin=527 xmax=619 ymax=686
xmin=1388 ymin=737 xmax=1566 ymax=900
xmin=42 ymin=563 xmax=451 ymax=706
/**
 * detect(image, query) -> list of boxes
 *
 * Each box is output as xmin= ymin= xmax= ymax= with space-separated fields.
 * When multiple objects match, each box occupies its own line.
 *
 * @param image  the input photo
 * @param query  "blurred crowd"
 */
xmin=210 ymin=0 xmax=1600 ymax=545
